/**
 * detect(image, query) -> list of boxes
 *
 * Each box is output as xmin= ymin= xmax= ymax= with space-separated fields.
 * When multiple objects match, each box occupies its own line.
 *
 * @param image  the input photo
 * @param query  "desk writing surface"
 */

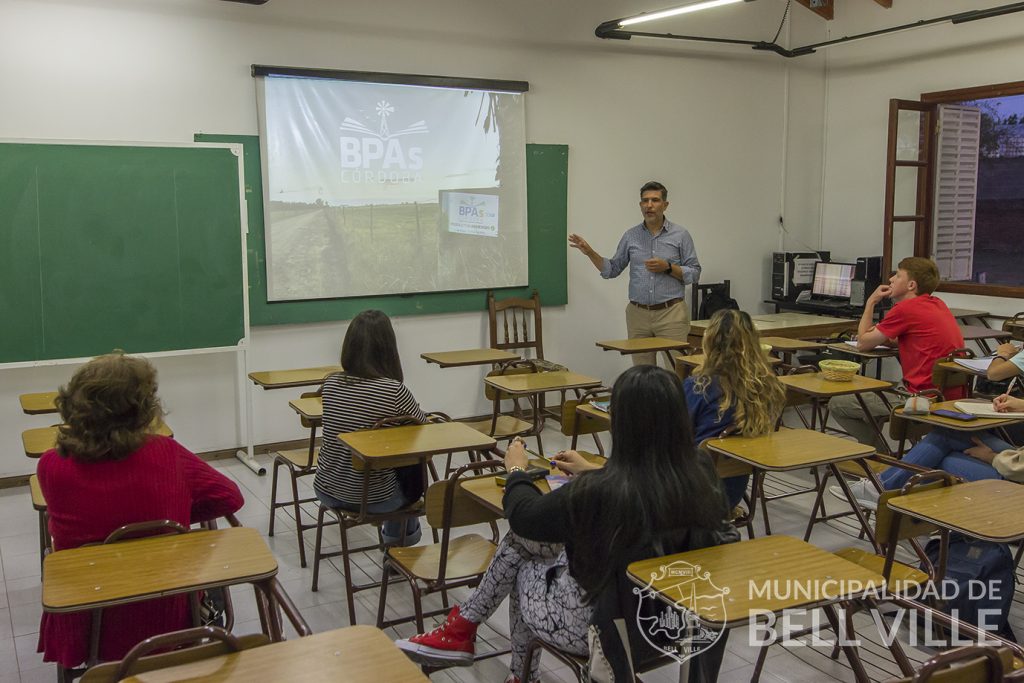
xmin=779 ymin=372 xmax=892 ymax=398
xmin=289 ymin=396 xmax=323 ymax=421
xmin=948 ymin=308 xmax=990 ymax=321
xmin=826 ymin=342 xmax=898 ymax=359
xmin=596 ymin=338 xmax=689 ymax=354
xmin=122 ymin=626 xmax=429 ymax=683
xmin=19 ymin=391 xmax=59 ymax=415
xmin=23 ymin=420 xmax=173 ymax=458
xmin=758 ymin=336 xmax=826 ymax=351
xmin=461 ymin=454 xmax=606 ymax=516
xmin=690 ymin=313 xmax=856 ymax=340
xmin=936 ymin=360 xmax=987 ymax=378
xmin=627 ymin=535 xmax=884 ymax=627
xmin=247 ymin=366 xmax=341 ymax=389
xmin=887 ymin=480 xmax=1024 ymax=543
xmin=707 ymin=428 xmax=873 ymax=470
xmin=958 ymin=326 xmax=1011 ymax=341
xmin=893 ymin=400 xmax=1022 ymax=431
xmin=674 ymin=354 xmax=782 ymax=370
xmin=42 ymin=527 xmax=276 ymax=612
xmin=483 ymin=371 xmax=601 ymax=395
xmin=341 ymin=422 xmax=496 ymax=470
xmin=420 ymin=349 xmax=518 ymax=367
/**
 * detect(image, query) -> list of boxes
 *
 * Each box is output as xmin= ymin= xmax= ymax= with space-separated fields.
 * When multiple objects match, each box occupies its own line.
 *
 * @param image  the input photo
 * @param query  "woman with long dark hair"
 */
xmin=397 ymin=365 xmax=733 ymax=682
xmin=686 ymin=309 xmax=786 ymax=508
xmin=314 ymin=309 xmax=426 ymax=545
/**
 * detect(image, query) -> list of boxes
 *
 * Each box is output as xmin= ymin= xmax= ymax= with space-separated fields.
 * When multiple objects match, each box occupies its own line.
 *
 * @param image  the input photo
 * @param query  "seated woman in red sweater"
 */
xmin=36 ymin=353 xmax=244 ymax=669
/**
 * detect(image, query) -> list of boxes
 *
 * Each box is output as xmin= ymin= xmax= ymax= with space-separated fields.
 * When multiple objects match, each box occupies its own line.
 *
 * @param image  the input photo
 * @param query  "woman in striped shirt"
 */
xmin=313 ymin=310 xmax=425 ymax=545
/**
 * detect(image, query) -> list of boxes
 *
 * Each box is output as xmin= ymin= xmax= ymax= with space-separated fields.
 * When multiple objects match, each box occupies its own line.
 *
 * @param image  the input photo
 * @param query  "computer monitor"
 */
xmin=811 ymin=262 xmax=855 ymax=300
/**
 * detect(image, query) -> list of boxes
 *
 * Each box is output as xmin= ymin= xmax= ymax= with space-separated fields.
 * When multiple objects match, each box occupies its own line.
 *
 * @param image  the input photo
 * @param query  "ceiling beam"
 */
xmin=794 ymin=0 xmax=834 ymax=20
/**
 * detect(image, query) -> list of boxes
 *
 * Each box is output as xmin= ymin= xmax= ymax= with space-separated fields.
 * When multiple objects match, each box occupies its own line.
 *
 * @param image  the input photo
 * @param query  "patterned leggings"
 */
xmin=460 ymin=532 xmax=593 ymax=681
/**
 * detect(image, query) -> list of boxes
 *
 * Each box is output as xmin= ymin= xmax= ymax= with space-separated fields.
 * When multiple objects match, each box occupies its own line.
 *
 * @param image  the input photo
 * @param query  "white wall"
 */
xmin=790 ymin=0 xmax=1024 ymax=317
xmin=0 ymin=0 xmax=795 ymax=477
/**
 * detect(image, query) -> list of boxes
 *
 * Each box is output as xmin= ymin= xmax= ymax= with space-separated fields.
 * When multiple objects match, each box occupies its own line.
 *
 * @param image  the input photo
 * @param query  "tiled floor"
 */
xmin=2 ymin=418 xmax=1021 ymax=682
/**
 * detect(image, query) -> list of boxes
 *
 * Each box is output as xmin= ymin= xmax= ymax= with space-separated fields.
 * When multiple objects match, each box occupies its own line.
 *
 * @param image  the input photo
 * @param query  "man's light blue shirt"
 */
xmin=600 ymin=220 xmax=701 ymax=306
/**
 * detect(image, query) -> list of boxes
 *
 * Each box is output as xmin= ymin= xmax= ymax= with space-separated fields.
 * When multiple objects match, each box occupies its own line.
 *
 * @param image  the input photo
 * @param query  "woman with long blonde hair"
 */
xmin=686 ymin=308 xmax=786 ymax=507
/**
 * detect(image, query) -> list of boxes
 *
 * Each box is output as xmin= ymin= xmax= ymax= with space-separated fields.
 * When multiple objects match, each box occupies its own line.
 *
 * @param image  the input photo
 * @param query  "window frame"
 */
xmin=917 ymin=79 xmax=1024 ymax=298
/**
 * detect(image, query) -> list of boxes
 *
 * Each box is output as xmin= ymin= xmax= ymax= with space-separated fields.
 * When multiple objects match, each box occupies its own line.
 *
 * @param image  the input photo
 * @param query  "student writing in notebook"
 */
xmin=838 ymin=392 xmax=1022 ymax=510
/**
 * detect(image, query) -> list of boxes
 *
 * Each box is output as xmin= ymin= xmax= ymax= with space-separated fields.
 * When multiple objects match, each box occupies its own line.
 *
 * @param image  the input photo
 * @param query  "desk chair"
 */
xmin=269 ymin=390 xmax=321 ymax=568
xmin=561 ymin=386 xmax=610 ymax=455
xmin=933 ymin=348 xmax=976 ymax=399
xmin=377 ymin=460 xmax=503 ymax=638
xmin=691 ymin=280 xmax=733 ymax=320
xmin=753 ymin=476 xmax=952 ymax=680
xmin=80 ymin=626 xmax=270 ymax=683
xmin=1004 ymin=312 xmax=1024 ymax=342
xmin=309 ymin=416 xmax=428 ymax=626
xmin=891 ymin=644 xmax=1016 ymax=683
xmin=487 ymin=289 xmax=568 ymax=421
xmin=463 ymin=359 xmax=543 ymax=451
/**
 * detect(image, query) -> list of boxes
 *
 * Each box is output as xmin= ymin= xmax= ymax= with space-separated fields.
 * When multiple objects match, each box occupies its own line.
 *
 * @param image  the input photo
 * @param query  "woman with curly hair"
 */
xmin=686 ymin=309 xmax=786 ymax=507
xmin=36 ymin=353 xmax=244 ymax=669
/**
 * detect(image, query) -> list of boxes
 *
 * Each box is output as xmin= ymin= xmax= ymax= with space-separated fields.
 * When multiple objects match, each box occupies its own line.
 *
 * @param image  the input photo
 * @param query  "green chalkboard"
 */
xmin=0 ymin=143 xmax=246 ymax=363
xmin=196 ymin=134 xmax=567 ymax=325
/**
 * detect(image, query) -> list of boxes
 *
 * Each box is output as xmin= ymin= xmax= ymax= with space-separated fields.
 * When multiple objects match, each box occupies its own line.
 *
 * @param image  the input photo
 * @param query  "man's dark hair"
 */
xmin=640 ymin=181 xmax=667 ymax=200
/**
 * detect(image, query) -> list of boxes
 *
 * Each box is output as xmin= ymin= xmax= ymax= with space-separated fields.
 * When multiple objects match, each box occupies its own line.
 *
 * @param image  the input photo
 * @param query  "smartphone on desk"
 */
xmin=931 ymin=409 xmax=977 ymax=421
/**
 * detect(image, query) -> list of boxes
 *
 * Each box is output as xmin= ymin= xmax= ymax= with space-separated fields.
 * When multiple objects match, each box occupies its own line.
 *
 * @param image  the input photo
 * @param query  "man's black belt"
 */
xmin=629 ymin=298 xmax=684 ymax=311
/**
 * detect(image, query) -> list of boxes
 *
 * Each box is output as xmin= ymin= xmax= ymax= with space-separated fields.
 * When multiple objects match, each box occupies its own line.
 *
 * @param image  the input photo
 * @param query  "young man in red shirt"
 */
xmin=829 ymin=257 xmax=964 ymax=451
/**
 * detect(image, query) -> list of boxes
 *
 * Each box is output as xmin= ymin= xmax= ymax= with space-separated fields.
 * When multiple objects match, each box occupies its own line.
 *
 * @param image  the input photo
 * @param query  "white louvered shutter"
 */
xmin=932 ymin=104 xmax=980 ymax=281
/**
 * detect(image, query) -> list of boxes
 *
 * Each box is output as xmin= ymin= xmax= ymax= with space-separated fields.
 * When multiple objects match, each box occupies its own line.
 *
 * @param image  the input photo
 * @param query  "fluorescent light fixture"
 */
xmin=618 ymin=0 xmax=745 ymax=27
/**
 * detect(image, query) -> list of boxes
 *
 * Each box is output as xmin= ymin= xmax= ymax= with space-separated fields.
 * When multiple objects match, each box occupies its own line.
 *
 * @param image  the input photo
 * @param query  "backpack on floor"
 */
xmin=922 ymin=534 xmax=1016 ymax=642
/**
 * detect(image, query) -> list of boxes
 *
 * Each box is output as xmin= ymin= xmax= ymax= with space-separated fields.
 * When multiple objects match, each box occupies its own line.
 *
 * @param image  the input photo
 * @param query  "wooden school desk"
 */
xmin=887 ymin=479 xmax=1024 ymax=546
xmin=341 ymin=421 xmax=497 ymax=472
xmin=247 ymin=366 xmax=341 ymax=390
xmin=673 ymin=353 xmax=783 ymax=380
xmin=891 ymin=400 xmax=1024 ymax=432
xmin=779 ymin=372 xmax=894 ymax=453
xmin=22 ymin=420 xmax=173 ymax=458
xmin=688 ymin=312 xmax=857 ymax=345
xmin=596 ymin=337 xmax=689 ymax=367
xmin=119 ymin=626 xmax=429 ymax=683
xmin=420 ymin=348 xmax=519 ymax=368
xmin=42 ymin=527 xmax=309 ymax=649
xmin=19 ymin=391 xmax=59 ymax=415
xmin=948 ymin=308 xmax=991 ymax=327
xmin=627 ymin=535 xmax=885 ymax=682
xmin=759 ymin=336 xmax=825 ymax=366
xmin=706 ymin=428 xmax=876 ymax=542
xmin=483 ymin=370 xmax=602 ymax=435
xmin=959 ymin=325 xmax=1012 ymax=356
xmin=825 ymin=342 xmax=899 ymax=379
xmin=460 ymin=454 xmax=607 ymax=517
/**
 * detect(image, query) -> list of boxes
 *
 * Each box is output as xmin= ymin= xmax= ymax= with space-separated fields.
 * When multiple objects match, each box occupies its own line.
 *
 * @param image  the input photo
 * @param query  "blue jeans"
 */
xmin=722 ymin=475 xmax=749 ymax=510
xmin=880 ymin=429 xmax=1008 ymax=491
xmin=315 ymin=488 xmax=422 ymax=547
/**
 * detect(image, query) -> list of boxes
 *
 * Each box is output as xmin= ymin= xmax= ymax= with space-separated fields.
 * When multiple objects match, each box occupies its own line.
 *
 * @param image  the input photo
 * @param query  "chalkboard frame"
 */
xmin=0 ymin=139 xmax=250 ymax=366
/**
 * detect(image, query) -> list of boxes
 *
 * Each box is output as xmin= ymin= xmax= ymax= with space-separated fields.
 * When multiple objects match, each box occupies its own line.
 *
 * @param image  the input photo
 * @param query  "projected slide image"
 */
xmin=259 ymin=73 xmax=528 ymax=302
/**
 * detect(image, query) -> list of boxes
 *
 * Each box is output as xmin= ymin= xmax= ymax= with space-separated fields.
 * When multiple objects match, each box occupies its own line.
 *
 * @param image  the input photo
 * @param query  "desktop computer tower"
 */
xmin=849 ymin=256 xmax=883 ymax=307
xmin=771 ymin=251 xmax=830 ymax=301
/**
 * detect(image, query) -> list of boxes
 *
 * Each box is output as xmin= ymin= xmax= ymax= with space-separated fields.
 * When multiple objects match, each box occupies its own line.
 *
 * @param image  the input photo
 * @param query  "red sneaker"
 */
xmin=395 ymin=605 xmax=478 ymax=666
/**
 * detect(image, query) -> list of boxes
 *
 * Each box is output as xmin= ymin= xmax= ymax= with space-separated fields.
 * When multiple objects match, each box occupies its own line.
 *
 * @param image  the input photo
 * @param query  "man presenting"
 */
xmin=569 ymin=181 xmax=701 ymax=366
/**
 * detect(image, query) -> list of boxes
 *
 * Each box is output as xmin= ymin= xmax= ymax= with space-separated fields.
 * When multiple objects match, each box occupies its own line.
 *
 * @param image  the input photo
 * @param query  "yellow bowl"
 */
xmin=818 ymin=359 xmax=860 ymax=382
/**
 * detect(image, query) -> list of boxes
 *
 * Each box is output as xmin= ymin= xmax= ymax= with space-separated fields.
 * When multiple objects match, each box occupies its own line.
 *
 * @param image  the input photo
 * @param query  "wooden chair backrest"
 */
xmin=887 ymin=644 xmax=1013 ymax=683
xmin=483 ymin=359 xmax=540 ymax=401
xmin=488 ymin=289 xmax=545 ymax=360
xmin=933 ymin=348 xmax=975 ymax=394
xmin=875 ymin=478 xmax=951 ymax=548
xmin=1003 ymin=312 xmax=1024 ymax=342
xmin=425 ymin=474 xmax=503 ymax=529
xmin=80 ymin=627 xmax=270 ymax=682
xmin=560 ymin=387 xmax=611 ymax=438
xmin=298 ymin=389 xmax=321 ymax=430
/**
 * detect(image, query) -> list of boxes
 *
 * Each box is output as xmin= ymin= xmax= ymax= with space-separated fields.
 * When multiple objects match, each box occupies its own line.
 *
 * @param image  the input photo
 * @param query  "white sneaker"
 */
xmin=829 ymin=478 xmax=880 ymax=511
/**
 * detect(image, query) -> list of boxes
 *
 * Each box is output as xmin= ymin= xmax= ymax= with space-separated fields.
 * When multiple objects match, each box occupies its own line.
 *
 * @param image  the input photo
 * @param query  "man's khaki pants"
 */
xmin=624 ymin=300 xmax=690 ymax=368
